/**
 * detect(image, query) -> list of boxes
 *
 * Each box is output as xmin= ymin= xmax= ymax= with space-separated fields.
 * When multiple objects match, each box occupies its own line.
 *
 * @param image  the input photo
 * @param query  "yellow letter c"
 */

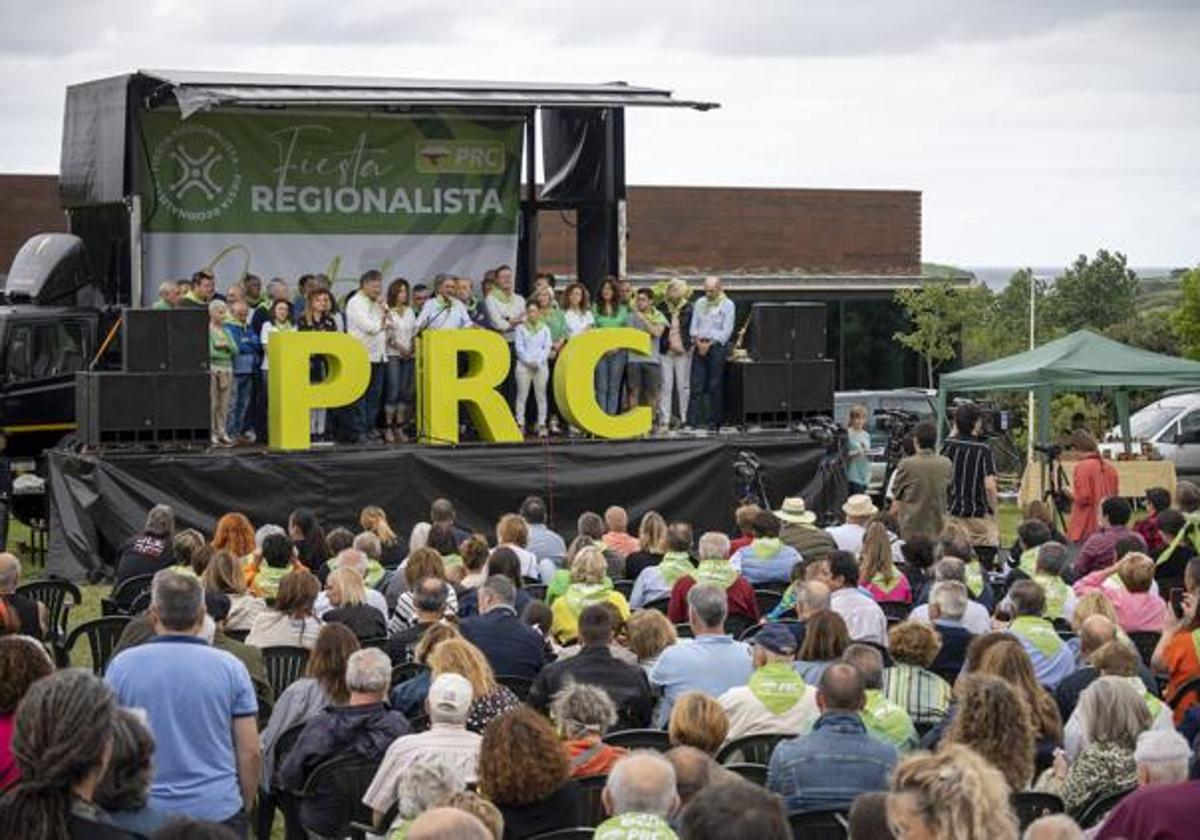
xmin=553 ymin=327 xmax=653 ymax=439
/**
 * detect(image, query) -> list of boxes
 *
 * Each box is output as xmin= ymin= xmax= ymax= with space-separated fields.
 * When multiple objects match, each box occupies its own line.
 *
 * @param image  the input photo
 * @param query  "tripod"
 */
xmin=1038 ymin=450 xmax=1071 ymax=533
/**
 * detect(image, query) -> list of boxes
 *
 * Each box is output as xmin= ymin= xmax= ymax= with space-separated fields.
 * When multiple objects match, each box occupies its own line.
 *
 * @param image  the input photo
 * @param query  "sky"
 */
xmin=0 ymin=0 xmax=1197 ymax=268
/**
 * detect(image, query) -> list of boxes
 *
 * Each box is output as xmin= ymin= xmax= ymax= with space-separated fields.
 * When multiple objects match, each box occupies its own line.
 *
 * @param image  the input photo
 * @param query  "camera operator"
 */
xmin=1062 ymin=430 xmax=1118 ymax=545
xmin=890 ymin=422 xmax=952 ymax=541
xmin=941 ymin=403 xmax=1000 ymax=563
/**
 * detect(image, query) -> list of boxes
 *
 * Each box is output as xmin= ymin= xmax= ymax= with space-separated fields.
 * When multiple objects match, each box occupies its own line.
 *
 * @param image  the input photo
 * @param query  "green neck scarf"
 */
xmin=272 ymin=320 xmax=296 ymax=331
xmin=748 ymin=661 xmax=806 ymax=714
xmin=1033 ymin=573 xmax=1070 ymax=620
xmin=863 ymin=690 xmax=917 ymax=749
xmin=1019 ymin=547 xmax=1039 ymax=576
xmin=658 ymin=552 xmax=696 ymax=586
xmin=750 ymin=537 xmax=784 ymax=558
xmin=695 ymin=559 xmax=738 ymax=590
xmin=698 ymin=293 xmax=729 ymax=313
xmin=869 ymin=572 xmax=903 ymax=594
xmin=489 ymin=287 xmax=514 ymax=304
xmin=564 ymin=580 xmax=614 ymax=615
xmin=964 ymin=561 xmax=984 ymax=597
xmin=1158 ymin=517 xmax=1200 ymax=565
xmin=665 ymin=295 xmax=690 ymax=315
xmin=594 ymin=812 xmax=677 ymax=840
xmin=637 ymin=306 xmax=668 ymax=326
xmin=1010 ymin=615 xmax=1063 ymax=659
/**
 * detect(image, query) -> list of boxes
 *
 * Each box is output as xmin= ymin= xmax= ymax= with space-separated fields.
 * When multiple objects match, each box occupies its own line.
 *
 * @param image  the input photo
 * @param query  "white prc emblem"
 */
xmin=151 ymin=124 xmax=242 ymax=222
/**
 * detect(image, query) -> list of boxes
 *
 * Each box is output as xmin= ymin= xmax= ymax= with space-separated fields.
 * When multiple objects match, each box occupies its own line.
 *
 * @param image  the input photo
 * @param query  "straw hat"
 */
xmin=842 ymin=494 xmax=878 ymax=518
xmin=775 ymin=497 xmax=816 ymax=525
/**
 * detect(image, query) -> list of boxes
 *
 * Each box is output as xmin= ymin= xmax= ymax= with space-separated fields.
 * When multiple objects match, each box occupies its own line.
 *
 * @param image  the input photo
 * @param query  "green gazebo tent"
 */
xmin=936 ymin=330 xmax=1200 ymax=447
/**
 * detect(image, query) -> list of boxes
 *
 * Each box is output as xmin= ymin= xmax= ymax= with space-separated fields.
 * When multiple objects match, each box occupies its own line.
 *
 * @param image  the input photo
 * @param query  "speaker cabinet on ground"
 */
xmin=728 ymin=359 xmax=835 ymax=424
xmin=122 ymin=308 xmax=208 ymax=373
xmin=75 ymin=371 xmax=210 ymax=446
xmin=747 ymin=302 xmax=827 ymax=361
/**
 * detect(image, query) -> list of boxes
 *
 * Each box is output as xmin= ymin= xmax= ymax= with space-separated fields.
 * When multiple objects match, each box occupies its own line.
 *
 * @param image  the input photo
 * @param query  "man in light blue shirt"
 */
xmin=106 ymin=570 xmax=260 ymax=836
xmin=686 ymin=276 xmax=736 ymax=431
xmin=648 ymin=583 xmax=752 ymax=727
xmin=415 ymin=273 xmax=473 ymax=332
xmin=730 ymin=510 xmax=802 ymax=586
xmin=520 ymin=496 xmax=567 ymax=583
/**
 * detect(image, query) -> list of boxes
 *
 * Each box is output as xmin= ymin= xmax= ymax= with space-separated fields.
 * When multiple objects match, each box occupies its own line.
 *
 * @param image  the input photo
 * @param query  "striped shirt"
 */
xmin=940 ymin=436 xmax=996 ymax=518
xmin=882 ymin=663 xmax=952 ymax=726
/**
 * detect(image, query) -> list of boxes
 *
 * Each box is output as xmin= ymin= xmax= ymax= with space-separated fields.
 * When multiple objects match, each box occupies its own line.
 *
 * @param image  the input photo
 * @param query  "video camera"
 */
xmin=951 ymin=398 xmax=1011 ymax=438
xmin=1033 ymin=442 xmax=1063 ymax=460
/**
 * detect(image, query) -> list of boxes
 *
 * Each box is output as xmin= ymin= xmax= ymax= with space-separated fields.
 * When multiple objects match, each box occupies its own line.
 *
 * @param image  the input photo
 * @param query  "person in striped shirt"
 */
xmin=882 ymin=621 xmax=952 ymax=728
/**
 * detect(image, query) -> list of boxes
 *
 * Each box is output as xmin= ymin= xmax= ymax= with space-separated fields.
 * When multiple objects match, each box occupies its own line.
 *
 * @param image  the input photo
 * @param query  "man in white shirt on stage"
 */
xmin=416 ymin=273 xmax=473 ymax=332
xmin=345 ymin=270 xmax=388 ymax=444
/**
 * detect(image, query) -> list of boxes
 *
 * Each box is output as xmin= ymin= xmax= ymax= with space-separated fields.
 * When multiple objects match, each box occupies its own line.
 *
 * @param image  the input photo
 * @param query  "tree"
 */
xmin=1171 ymin=267 xmax=1200 ymax=359
xmin=969 ymin=268 xmax=1056 ymax=364
xmin=1105 ymin=310 xmax=1179 ymax=356
xmin=893 ymin=280 xmax=986 ymax=387
xmin=1043 ymin=250 xmax=1139 ymax=334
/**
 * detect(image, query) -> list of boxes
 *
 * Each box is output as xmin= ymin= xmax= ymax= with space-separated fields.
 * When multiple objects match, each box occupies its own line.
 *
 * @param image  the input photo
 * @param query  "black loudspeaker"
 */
xmin=747 ymin=303 xmax=827 ymax=361
xmin=75 ymin=372 xmax=209 ymax=445
xmin=728 ymin=359 xmax=835 ymax=423
xmin=122 ymin=308 xmax=208 ymax=372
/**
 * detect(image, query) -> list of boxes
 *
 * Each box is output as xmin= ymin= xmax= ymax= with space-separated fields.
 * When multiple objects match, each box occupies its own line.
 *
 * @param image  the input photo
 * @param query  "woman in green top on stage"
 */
xmin=592 ymin=276 xmax=630 ymax=415
xmin=208 ymin=299 xmax=236 ymax=447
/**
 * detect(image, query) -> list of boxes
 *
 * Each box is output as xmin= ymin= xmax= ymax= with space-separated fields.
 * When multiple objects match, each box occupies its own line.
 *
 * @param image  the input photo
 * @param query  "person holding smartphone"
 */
xmin=1150 ymin=556 xmax=1200 ymax=724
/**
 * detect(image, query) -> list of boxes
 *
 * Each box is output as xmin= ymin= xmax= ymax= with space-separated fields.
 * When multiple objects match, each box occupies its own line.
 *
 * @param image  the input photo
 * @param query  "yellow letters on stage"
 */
xmin=268 ymin=332 xmax=369 ymax=450
xmin=417 ymin=328 xmax=523 ymax=444
xmin=553 ymin=327 xmax=653 ymax=439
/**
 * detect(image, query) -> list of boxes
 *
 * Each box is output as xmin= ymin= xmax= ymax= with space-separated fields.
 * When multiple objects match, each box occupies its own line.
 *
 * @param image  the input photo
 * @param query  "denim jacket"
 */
xmin=224 ymin=320 xmax=261 ymax=375
xmin=767 ymin=711 xmax=898 ymax=813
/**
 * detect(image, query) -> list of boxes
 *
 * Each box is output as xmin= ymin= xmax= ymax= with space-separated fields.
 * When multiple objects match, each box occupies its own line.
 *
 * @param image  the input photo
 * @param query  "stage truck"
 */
xmin=0 ymin=68 xmax=716 ymax=465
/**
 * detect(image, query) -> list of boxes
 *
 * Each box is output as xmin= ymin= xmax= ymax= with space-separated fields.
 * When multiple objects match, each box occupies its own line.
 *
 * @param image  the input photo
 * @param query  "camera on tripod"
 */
xmin=1033 ymin=443 xmax=1063 ymax=459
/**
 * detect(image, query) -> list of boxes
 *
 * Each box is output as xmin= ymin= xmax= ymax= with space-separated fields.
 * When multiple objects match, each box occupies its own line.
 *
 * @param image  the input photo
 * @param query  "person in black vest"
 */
xmin=458 ymin=575 xmax=548 ymax=680
xmin=528 ymin=603 xmax=654 ymax=730
xmin=0 ymin=552 xmax=47 ymax=639
xmin=113 ymin=505 xmax=176 ymax=590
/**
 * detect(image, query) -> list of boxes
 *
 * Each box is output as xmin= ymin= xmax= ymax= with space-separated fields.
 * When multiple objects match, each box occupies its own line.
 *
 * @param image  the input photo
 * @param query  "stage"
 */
xmin=45 ymin=431 xmax=827 ymax=581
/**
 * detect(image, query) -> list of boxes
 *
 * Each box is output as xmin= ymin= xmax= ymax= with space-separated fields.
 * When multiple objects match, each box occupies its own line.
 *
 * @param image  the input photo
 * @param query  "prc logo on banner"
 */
xmin=150 ymin=124 xmax=243 ymax=222
xmin=416 ymin=141 xmax=505 ymax=175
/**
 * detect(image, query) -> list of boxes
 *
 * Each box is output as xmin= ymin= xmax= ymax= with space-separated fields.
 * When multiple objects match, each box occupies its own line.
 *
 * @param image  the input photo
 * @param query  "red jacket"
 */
xmin=668 ymin=575 xmax=759 ymax=623
xmin=1067 ymin=454 xmax=1119 ymax=544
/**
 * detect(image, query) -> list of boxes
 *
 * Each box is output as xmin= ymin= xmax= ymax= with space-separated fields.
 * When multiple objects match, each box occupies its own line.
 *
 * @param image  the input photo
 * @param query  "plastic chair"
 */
xmin=613 ymin=580 xmax=635 ymax=600
xmin=643 ymin=597 xmax=671 ymax=615
xmin=359 ymin=636 xmax=389 ymax=651
xmin=715 ymin=732 xmax=789 ymax=765
xmin=879 ymin=601 xmax=912 ymax=623
xmin=297 ymin=753 xmax=381 ymax=839
xmin=65 ymin=616 xmax=131 ymax=675
xmin=724 ymin=614 xmax=757 ymax=639
xmin=674 ymin=622 xmax=694 ymax=639
xmin=724 ymin=762 xmax=769 ymax=786
xmin=262 ymin=721 xmax=310 ymax=840
xmin=225 ymin=628 xmax=250 ymax=643
xmin=524 ymin=583 xmax=549 ymax=601
xmin=575 ymin=774 xmax=609 ymax=828
xmin=787 ymin=809 xmax=848 ymax=840
xmin=262 ymin=646 xmax=311 ymax=700
xmin=754 ymin=589 xmax=783 ymax=616
xmin=1074 ymin=786 xmax=1135 ymax=828
xmin=100 ymin=573 xmax=155 ymax=616
xmin=1011 ymin=792 xmax=1064 ymax=830
xmin=603 ymin=729 xmax=672 ymax=752
xmin=15 ymin=577 xmax=81 ymax=653
xmin=497 ymin=674 xmax=533 ymax=701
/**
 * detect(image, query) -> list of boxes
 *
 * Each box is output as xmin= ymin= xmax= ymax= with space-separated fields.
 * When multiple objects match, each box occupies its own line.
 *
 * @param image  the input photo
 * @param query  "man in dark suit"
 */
xmin=458 ymin=575 xmax=547 ymax=680
xmin=528 ymin=604 xmax=654 ymax=730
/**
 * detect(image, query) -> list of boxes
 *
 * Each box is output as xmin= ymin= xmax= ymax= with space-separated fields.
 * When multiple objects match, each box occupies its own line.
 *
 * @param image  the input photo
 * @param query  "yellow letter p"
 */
xmin=268 ymin=331 xmax=369 ymax=450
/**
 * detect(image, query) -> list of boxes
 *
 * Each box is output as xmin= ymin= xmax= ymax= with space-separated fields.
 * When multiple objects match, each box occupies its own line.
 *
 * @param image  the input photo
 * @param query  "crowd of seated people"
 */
xmin=2 ymin=482 xmax=1200 ymax=840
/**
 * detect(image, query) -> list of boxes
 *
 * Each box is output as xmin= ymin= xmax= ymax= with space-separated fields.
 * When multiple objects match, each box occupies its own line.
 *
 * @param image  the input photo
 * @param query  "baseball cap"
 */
xmin=428 ymin=673 xmax=473 ymax=718
xmin=753 ymin=623 xmax=798 ymax=656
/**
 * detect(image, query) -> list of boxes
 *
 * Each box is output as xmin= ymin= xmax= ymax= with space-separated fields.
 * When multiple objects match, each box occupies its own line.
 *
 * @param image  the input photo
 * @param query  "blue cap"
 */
xmin=753 ymin=623 xmax=798 ymax=656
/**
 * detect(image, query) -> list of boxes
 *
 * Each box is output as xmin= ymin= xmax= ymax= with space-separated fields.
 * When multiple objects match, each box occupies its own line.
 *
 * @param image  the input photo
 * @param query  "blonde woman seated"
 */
xmin=668 ymin=692 xmax=729 ymax=756
xmin=322 ymin=567 xmax=387 ymax=642
xmin=550 ymin=546 xmax=630 ymax=644
xmin=888 ymin=743 xmax=1019 ymax=840
xmin=201 ymin=549 xmax=266 ymax=632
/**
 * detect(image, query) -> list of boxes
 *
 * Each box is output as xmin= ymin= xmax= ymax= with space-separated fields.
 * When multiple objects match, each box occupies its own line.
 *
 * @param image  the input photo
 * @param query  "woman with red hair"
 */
xmin=211 ymin=512 xmax=256 ymax=559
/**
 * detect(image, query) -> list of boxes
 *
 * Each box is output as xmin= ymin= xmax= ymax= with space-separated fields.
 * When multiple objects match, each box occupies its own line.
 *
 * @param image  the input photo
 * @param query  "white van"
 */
xmin=1100 ymin=391 xmax=1200 ymax=483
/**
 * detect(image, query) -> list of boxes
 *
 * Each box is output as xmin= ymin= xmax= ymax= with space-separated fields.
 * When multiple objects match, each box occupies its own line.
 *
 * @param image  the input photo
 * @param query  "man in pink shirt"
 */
xmin=1072 ymin=552 xmax=1166 ymax=633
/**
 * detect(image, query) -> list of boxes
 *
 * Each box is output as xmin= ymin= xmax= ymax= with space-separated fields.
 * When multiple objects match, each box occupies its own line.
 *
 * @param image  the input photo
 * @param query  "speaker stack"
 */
xmin=76 ymin=308 xmax=211 ymax=446
xmin=730 ymin=302 xmax=835 ymax=425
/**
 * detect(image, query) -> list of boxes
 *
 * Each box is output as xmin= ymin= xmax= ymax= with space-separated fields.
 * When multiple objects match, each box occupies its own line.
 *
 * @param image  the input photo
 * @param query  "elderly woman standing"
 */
xmin=658 ymin=277 xmax=693 ymax=430
xmin=550 ymin=546 xmax=631 ymax=644
xmin=208 ymin=298 xmax=235 ymax=447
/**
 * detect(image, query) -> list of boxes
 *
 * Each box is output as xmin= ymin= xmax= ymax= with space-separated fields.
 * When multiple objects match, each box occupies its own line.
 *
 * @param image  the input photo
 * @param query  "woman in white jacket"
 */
xmin=514 ymin=299 xmax=552 ymax=436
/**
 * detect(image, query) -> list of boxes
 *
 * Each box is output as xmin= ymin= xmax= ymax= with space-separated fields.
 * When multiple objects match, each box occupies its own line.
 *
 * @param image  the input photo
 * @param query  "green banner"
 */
xmin=138 ymin=110 xmax=523 ymax=235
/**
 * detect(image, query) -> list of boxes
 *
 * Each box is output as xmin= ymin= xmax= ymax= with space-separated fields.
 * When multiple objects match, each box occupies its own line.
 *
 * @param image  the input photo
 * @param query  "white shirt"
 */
xmin=313 ymin=588 xmax=389 ymax=621
xmin=485 ymin=291 xmax=526 ymax=340
xmin=258 ymin=322 xmax=293 ymax=371
xmin=829 ymin=586 xmax=889 ymax=645
xmin=362 ymin=724 xmax=483 ymax=814
xmin=515 ymin=322 xmax=551 ymax=368
xmin=825 ymin=523 xmax=865 ymax=554
xmin=416 ymin=296 xmax=473 ymax=331
xmin=564 ymin=309 xmax=595 ymax=338
xmin=502 ymin=544 xmax=541 ymax=582
xmin=346 ymin=293 xmax=388 ymax=362
xmin=385 ymin=306 xmax=416 ymax=358
xmin=718 ymin=680 xmax=822 ymax=743
xmin=910 ymin=602 xmax=992 ymax=637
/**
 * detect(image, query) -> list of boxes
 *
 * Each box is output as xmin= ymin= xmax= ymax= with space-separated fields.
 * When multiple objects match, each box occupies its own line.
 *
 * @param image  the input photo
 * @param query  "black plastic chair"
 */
xmin=524 ymin=583 xmax=549 ymax=601
xmin=296 ymin=752 xmax=381 ymax=840
xmin=262 ymin=721 xmax=310 ymax=840
xmin=575 ymin=774 xmax=609 ymax=828
xmin=127 ymin=590 xmax=152 ymax=615
xmin=262 ymin=646 xmax=311 ymax=700
xmin=65 ymin=616 xmax=131 ymax=675
xmin=879 ymin=601 xmax=912 ymax=623
xmin=15 ymin=578 xmax=81 ymax=652
xmin=613 ymin=580 xmax=635 ymax=600
xmin=674 ymin=622 xmax=694 ymax=639
xmin=225 ymin=628 xmax=251 ymax=643
xmin=497 ymin=674 xmax=533 ymax=701
xmin=100 ymin=573 xmax=155 ymax=616
xmin=359 ymin=636 xmax=389 ymax=651
xmin=754 ymin=589 xmax=783 ymax=616
xmin=715 ymin=733 xmax=789 ymax=765
xmin=787 ymin=808 xmax=849 ymax=840
xmin=724 ymin=614 xmax=757 ymax=639
xmin=643 ymin=597 xmax=671 ymax=615
xmin=1074 ymin=786 xmax=1136 ymax=828
xmin=603 ymin=729 xmax=672 ymax=752
xmin=1011 ymin=792 xmax=1064 ymax=830
xmin=529 ymin=829 xmax=596 ymax=840
xmin=724 ymin=762 xmax=769 ymax=786
xmin=391 ymin=662 xmax=427 ymax=688
xmin=1127 ymin=631 xmax=1161 ymax=667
